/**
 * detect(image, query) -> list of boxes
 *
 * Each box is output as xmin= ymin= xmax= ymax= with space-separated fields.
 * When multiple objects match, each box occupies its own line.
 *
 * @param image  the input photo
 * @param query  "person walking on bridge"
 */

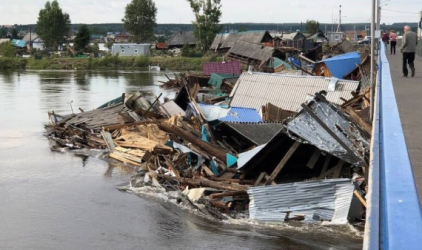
xmin=389 ymin=30 xmax=397 ymax=55
xmin=401 ymin=25 xmax=418 ymax=77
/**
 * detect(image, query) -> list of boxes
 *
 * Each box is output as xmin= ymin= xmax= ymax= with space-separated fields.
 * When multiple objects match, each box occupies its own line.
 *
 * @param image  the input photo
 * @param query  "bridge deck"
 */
xmin=388 ymin=53 xmax=422 ymax=201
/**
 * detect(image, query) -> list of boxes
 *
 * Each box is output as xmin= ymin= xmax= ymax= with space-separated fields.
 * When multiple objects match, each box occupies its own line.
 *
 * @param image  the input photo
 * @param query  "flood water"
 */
xmin=0 ymin=70 xmax=363 ymax=250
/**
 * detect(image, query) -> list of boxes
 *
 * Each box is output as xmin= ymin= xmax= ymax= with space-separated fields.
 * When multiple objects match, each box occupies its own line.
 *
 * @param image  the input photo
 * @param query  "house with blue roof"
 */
xmin=313 ymin=52 xmax=361 ymax=79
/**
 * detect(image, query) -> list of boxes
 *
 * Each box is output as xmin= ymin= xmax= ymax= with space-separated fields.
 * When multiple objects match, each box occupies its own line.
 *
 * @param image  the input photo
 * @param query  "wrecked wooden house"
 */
xmin=210 ymin=31 xmax=273 ymax=52
xmin=313 ymin=52 xmax=361 ymax=79
xmin=226 ymin=41 xmax=286 ymax=70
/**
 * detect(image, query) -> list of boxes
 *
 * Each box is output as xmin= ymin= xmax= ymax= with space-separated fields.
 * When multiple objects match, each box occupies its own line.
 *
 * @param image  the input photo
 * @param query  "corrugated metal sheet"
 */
xmin=247 ymin=178 xmax=355 ymax=223
xmin=224 ymin=122 xmax=284 ymax=145
xmin=229 ymin=72 xmax=359 ymax=112
xmin=286 ymin=96 xmax=369 ymax=165
xmin=203 ymin=61 xmax=242 ymax=75
xmin=315 ymin=52 xmax=361 ymax=79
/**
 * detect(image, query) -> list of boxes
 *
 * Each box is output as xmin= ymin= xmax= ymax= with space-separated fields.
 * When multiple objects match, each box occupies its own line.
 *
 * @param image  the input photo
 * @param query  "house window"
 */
xmin=334 ymin=35 xmax=340 ymax=40
xmin=121 ymin=49 xmax=125 ymax=53
xmin=134 ymin=49 xmax=138 ymax=53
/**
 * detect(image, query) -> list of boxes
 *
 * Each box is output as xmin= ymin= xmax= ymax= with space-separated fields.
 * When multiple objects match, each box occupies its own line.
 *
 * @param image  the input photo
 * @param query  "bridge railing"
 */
xmin=363 ymin=41 xmax=422 ymax=249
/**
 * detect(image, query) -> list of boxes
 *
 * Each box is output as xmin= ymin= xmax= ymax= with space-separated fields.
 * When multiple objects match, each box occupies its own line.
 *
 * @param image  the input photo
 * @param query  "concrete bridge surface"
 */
xmin=389 ymin=52 xmax=422 ymax=201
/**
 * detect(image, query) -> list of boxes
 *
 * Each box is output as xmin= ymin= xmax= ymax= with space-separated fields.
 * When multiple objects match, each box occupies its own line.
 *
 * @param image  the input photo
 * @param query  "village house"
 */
xmin=111 ymin=43 xmax=150 ymax=56
xmin=167 ymin=31 xmax=198 ymax=49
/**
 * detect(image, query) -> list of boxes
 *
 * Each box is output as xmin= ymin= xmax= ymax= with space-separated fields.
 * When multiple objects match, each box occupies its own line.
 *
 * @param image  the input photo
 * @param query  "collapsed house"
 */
xmin=210 ymin=31 xmax=273 ymax=52
xmin=46 ymin=36 xmax=374 ymax=225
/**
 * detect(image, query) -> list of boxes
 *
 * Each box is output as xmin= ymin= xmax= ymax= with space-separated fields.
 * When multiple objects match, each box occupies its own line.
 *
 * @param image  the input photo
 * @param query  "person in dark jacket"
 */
xmin=401 ymin=25 xmax=418 ymax=77
xmin=382 ymin=31 xmax=390 ymax=52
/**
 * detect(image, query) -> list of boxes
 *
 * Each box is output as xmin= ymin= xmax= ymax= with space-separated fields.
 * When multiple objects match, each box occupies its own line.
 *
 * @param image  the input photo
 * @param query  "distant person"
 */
xmin=382 ymin=31 xmax=389 ymax=51
xmin=401 ymin=25 xmax=418 ymax=77
xmin=389 ymin=30 xmax=397 ymax=55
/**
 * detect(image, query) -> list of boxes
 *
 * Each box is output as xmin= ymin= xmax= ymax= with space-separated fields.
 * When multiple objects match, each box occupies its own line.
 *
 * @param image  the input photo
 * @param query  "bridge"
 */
xmin=364 ymin=42 xmax=422 ymax=249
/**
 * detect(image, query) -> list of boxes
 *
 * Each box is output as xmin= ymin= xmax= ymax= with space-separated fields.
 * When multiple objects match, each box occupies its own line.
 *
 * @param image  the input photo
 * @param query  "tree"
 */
xmin=157 ymin=36 xmax=166 ymax=43
xmin=0 ymin=42 xmax=15 ymax=57
xmin=36 ymin=0 xmax=71 ymax=50
xmin=0 ymin=28 xmax=6 ymax=38
xmin=238 ymin=26 xmax=248 ymax=32
xmin=74 ymin=25 xmax=91 ymax=53
xmin=122 ymin=0 xmax=157 ymax=43
xmin=11 ymin=29 xmax=18 ymax=39
xmin=186 ymin=0 xmax=223 ymax=53
xmin=105 ymin=40 xmax=114 ymax=51
xmin=305 ymin=20 xmax=320 ymax=34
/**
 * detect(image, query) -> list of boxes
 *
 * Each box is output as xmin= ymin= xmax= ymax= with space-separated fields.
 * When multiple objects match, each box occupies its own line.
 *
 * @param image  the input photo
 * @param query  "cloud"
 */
xmin=0 ymin=0 xmax=419 ymax=25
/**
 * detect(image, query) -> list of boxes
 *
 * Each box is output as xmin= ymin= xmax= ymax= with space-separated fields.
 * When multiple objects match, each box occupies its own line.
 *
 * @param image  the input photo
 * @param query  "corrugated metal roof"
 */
xmin=315 ymin=52 xmax=361 ymax=79
xmin=224 ymin=122 xmax=284 ymax=145
xmin=229 ymin=72 xmax=359 ymax=112
xmin=247 ymin=178 xmax=355 ymax=223
xmin=286 ymin=96 xmax=370 ymax=165
xmin=203 ymin=61 xmax=242 ymax=75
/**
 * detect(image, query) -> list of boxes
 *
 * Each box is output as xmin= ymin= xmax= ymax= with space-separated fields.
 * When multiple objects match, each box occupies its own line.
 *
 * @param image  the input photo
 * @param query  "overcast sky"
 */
xmin=0 ymin=0 xmax=420 ymax=25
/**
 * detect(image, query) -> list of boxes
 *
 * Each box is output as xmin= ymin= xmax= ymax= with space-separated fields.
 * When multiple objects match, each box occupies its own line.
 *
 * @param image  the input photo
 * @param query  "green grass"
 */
xmin=1 ymin=55 xmax=222 ymax=71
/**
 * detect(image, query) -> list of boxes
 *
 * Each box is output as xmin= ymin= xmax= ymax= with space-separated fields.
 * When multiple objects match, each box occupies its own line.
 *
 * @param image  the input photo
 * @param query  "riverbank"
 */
xmin=0 ymin=55 xmax=221 ymax=71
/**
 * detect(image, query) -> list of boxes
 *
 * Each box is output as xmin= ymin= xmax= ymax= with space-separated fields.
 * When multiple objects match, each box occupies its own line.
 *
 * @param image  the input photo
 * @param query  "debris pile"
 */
xmin=46 ymin=30 xmax=376 ymax=225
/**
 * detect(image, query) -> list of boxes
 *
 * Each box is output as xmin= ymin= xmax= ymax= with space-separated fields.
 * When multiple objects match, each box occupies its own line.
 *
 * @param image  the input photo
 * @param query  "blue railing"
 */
xmin=364 ymin=42 xmax=422 ymax=249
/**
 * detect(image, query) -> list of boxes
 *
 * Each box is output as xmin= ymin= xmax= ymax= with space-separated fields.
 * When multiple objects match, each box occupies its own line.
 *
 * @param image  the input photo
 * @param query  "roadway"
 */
xmin=388 ymin=51 xmax=422 ymax=201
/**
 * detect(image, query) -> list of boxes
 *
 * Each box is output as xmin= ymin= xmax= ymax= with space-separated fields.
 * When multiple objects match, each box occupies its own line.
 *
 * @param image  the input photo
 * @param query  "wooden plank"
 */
xmin=354 ymin=190 xmax=367 ymax=207
xmin=209 ymin=191 xmax=247 ymax=199
xmin=333 ymin=160 xmax=344 ymax=178
xmin=265 ymin=141 xmax=301 ymax=185
xmin=320 ymin=155 xmax=331 ymax=175
xmin=306 ymin=148 xmax=320 ymax=169
xmin=345 ymin=106 xmax=372 ymax=136
xmin=254 ymin=172 xmax=267 ymax=186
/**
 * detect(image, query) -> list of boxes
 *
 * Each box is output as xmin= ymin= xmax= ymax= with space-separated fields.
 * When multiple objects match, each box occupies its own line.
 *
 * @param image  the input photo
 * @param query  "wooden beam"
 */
xmin=354 ymin=190 xmax=367 ymax=207
xmin=320 ymin=155 xmax=332 ymax=176
xmin=306 ymin=148 xmax=321 ymax=169
xmin=265 ymin=141 xmax=301 ymax=185
xmin=345 ymin=106 xmax=372 ymax=136
xmin=209 ymin=191 xmax=247 ymax=199
xmin=254 ymin=172 xmax=267 ymax=186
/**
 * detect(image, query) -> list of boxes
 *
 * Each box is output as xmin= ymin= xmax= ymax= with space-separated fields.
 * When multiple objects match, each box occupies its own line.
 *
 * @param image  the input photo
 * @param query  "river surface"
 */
xmin=0 ymin=70 xmax=363 ymax=250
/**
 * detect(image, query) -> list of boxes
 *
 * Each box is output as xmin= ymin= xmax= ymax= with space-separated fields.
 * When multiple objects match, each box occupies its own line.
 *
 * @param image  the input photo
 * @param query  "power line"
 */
xmin=382 ymin=9 xmax=419 ymax=14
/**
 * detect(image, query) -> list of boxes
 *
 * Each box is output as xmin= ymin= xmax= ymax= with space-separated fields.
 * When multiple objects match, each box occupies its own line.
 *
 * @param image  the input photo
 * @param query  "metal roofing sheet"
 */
xmin=224 ymin=122 xmax=284 ymax=145
xmin=247 ymin=178 xmax=355 ymax=223
xmin=229 ymin=72 xmax=359 ymax=112
xmin=286 ymin=97 xmax=370 ymax=165
xmin=203 ymin=61 xmax=242 ymax=75
xmin=316 ymin=52 xmax=361 ymax=79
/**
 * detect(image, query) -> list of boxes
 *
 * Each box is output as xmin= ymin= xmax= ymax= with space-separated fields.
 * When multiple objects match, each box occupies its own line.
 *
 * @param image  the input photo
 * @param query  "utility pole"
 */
xmin=336 ymin=5 xmax=342 ymax=32
xmin=419 ymin=11 xmax=422 ymax=39
xmin=377 ymin=0 xmax=381 ymax=30
xmin=354 ymin=26 xmax=356 ymax=42
xmin=370 ymin=0 xmax=376 ymax=122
